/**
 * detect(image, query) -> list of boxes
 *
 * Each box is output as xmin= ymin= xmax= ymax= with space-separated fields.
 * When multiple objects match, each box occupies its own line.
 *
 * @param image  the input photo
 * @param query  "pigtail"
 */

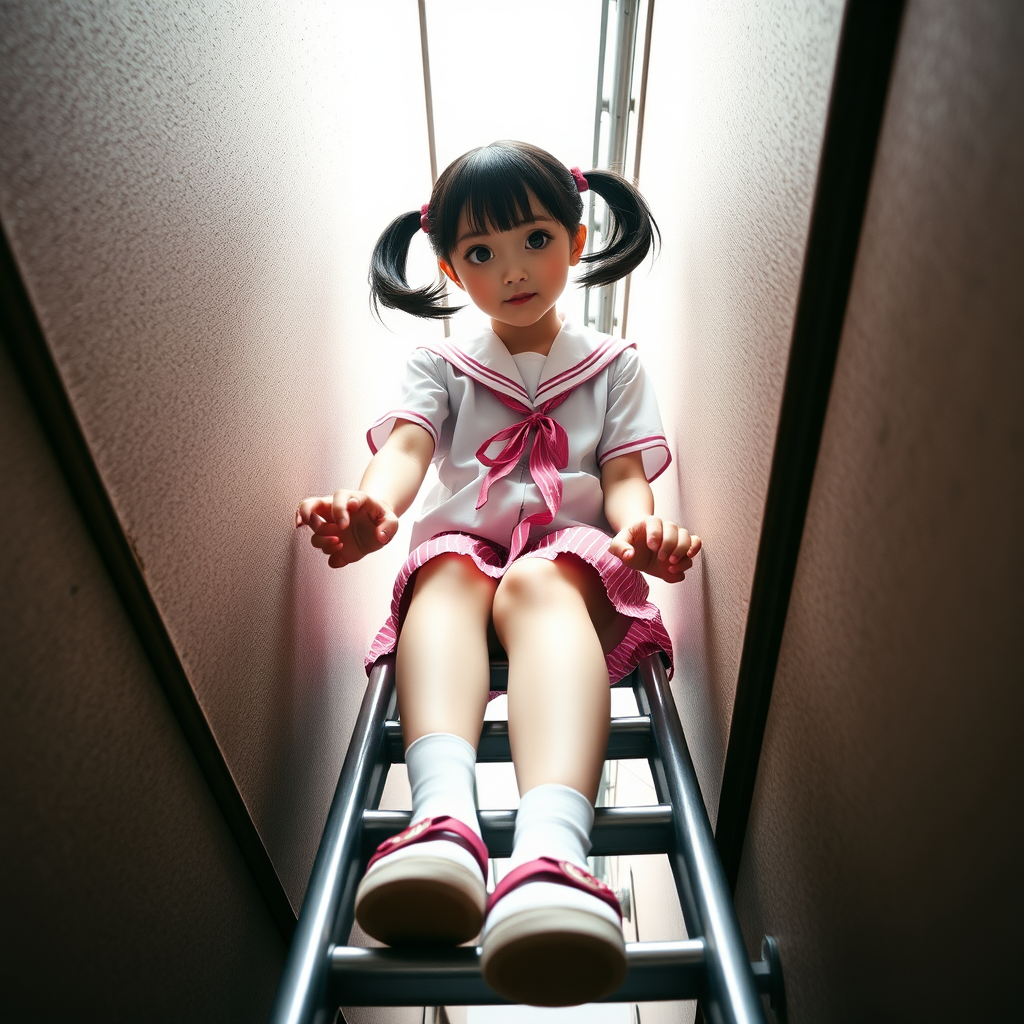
xmin=368 ymin=210 xmax=462 ymax=321
xmin=577 ymin=170 xmax=660 ymax=289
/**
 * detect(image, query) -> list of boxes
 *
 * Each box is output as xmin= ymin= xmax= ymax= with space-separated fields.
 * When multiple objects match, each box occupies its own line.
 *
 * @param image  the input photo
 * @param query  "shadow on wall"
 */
xmin=261 ymin=533 xmax=342 ymax=912
xmin=650 ymin=539 xmax=727 ymax=818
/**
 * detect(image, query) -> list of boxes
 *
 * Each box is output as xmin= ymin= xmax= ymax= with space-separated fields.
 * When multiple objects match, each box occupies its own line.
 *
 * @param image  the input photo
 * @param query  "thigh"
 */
xmin=493 ymin=554 xmax=628 ymax=652
xmin=405 ymin=552 xmax=498 ymax=619
xmin=397 ymin=554 xmax=498 ymax=746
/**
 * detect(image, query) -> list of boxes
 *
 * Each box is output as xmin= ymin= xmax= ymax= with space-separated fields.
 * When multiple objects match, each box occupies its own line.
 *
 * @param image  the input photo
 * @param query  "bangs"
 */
xmin=369 ymin=141 xmax=657 ymax=320
xmin=463 ymin=169 xmax=537 ymax=237
xmin=429 ymin=142 xmax=583 ymax=259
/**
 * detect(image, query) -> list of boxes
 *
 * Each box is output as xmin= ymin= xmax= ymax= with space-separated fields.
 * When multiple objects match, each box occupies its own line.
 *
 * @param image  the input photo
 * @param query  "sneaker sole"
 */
xmin=354 ymin=855 xmax=486 ymax=946
xmin=481 ymin=906 xmax=627 ymax=1006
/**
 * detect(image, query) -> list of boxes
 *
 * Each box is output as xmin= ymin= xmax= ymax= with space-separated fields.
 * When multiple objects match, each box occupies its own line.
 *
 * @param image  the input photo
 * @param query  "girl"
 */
xmin=296 ymin=141 xmax=700 ymax=1007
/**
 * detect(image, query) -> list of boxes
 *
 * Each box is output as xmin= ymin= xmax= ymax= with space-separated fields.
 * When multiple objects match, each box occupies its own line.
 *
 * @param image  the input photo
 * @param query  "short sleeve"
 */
xmin=597 ymin=347 xmax=671 ymax=481
xmin=366 ymin=348 xmax=450 ymax=454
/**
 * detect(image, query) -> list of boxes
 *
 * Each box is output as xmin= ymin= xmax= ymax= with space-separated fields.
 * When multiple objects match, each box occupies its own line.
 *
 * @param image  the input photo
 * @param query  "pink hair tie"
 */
xmin=570 ymin=167 xmax=589 ymax=193
xmin=420 ymin=203 xmax=431 ymax=233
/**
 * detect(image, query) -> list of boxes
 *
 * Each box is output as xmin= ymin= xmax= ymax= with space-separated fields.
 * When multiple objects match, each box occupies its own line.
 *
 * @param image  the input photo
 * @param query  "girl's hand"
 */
xmin=608 ymin=517 xmax=701 ymax=583
xmin=295 ymin=490 xmax=399 ymax=568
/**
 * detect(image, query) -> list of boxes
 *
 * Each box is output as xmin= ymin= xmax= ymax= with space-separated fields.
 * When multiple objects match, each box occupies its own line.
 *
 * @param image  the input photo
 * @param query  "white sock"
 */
xmin=508 ymin=783 xmax=593 ymax=869
xmin=405 ymin=732 xmax=481 ymax=838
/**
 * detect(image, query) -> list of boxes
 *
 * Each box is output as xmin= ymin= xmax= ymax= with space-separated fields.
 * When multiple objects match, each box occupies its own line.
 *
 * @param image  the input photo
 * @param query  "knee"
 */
xmin=493 ymin=558 xmax=573 ymax=626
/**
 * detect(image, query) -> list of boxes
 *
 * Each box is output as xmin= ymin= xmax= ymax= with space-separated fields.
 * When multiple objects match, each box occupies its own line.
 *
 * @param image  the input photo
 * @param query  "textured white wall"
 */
xmin=627 ymin=0 xmax=844 ymax=827
xmin=14 ymin=2 xmax=1011 ymax=1020
xmin=733 ymin=2 xmax=1024 ymax=1020
xmin=0 ymin=341 xmax=286 ymax=1020
xmin=0 ymin=0 xmax=436 ymax=921
xmin=620 ymin=5 xmax=844 ymax=1021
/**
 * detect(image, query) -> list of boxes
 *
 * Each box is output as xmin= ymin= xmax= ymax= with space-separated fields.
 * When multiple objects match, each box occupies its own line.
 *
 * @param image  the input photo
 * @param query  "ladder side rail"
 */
xmin=335 ymin=674 xmax=400 ymax=944
xmin=637 ymin=656 xmax=767 ymax=1024
xmin=363 ymin=697 xmax=399 ymax=815
xmin=268 ymin=657 xmax=397 ymax=1024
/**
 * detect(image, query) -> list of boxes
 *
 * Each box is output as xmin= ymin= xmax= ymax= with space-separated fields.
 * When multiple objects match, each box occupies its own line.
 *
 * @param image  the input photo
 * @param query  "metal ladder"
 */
xmin=269 ymin=655 xmax=784 ymax=1024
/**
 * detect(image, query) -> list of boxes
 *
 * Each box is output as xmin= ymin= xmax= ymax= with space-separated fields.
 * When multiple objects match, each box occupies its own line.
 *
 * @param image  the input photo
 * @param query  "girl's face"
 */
xmin=440 ymin=193 xmax=586 ymax=331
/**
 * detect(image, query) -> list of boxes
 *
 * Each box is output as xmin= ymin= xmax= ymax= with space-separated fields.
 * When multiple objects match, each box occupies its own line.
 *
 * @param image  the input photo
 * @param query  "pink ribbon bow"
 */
xmin=475 ymin=393 xmax=570 ymax=563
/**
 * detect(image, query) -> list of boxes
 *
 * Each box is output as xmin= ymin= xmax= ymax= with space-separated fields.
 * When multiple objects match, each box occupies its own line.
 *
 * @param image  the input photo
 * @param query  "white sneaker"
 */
xmin=354 ymin=815 xmax=488 ymax=945
xmin=481 ymin=857 xmax=627 ymax=1006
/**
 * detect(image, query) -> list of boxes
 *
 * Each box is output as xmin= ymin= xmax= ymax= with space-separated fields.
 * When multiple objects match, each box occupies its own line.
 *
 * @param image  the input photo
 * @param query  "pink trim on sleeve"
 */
xmin=598 ymin=435 xmax=672 ymax=482
xmin=366 ymin=409 xmax=439 ymax=455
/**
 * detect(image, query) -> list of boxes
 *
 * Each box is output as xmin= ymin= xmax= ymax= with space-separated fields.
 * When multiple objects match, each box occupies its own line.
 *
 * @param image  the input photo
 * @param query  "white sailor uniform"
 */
xmin=365 ymin=320 xmax=674 ymax=683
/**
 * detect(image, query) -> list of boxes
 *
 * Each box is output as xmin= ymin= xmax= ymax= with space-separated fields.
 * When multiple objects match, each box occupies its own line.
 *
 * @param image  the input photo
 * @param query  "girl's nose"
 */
xmin=503 ymin=265 xmax=528 ymax=285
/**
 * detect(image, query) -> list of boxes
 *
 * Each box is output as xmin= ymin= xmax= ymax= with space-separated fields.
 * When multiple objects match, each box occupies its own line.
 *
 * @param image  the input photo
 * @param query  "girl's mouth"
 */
xmin=506 ymin=292 xmax=536 ymax=305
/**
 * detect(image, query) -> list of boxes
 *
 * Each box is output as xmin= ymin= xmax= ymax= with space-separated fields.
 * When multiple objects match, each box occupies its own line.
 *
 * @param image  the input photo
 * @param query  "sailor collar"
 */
xmin=420 ymin=320 xmax=635 ymax=409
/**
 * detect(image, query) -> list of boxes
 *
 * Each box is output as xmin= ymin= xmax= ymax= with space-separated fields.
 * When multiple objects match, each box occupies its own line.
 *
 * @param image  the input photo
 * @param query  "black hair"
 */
xmin=369 ymin=140 xmax=659 ymax=321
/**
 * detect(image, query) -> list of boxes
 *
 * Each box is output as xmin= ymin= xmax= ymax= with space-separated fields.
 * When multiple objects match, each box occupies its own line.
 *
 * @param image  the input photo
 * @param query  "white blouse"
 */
xmin=510 ymin=351 xmax=547 ymax=401
xmin=367 ymin=320 xmax=670 ymax=553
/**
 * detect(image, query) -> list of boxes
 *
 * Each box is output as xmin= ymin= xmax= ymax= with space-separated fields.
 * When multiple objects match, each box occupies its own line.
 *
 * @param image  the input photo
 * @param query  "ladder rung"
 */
xmin=362 ymin=804 xmax=673 ymax=859
xmin=270 ymin=656 xmax=775 ymax=1024
xmin=327 ymin=939 xmax=709 ymax=1005
xmin=382 ymin=716 xmax=653 ymax=764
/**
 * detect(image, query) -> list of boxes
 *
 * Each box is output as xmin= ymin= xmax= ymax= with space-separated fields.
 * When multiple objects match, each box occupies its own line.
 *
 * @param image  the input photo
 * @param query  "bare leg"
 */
xmin=356 ymin=555 xmax=498 ymax=947
xmin=491 ymin=556 xmax=617 ymax=802
xmin=396 ymin=553 xmax=498 ymax=750
xmin=484 ymin=556 xmax=627 ymax=1005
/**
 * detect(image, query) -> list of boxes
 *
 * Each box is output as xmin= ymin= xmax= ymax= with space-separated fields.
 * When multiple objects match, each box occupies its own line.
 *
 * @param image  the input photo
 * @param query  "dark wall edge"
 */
xmin=0 ymin=223 xmax=297 ymax=942
xmin=713 ymin=0 xmax=906 ymax=891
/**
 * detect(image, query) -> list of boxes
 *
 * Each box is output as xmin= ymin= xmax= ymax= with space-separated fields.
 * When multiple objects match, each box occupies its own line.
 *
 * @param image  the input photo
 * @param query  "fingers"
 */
xmin=301 ymin=491 xmax=400 ymax=568
xmin=295 ymin=495 xmax=334 ymax=528
xmin=375 ymin=511 xmax=400 ymax=547
xmin=295 ymin=492 xmax=371 ymax=530
xmin=332 ymin=490 xmax=368 ymax=530
xmin=640 ymin=517 xmax=689 ymax=559
xmin=362 ymin=496 xmax=397 ymax=542
xmin=609 ymin=522 xmax=642 ymax=563
xmin=656 ymin=521 xmax=679 ymax=562
xmin=610 ymin=518 xmax=664 ymax=566
xmin=328 ymin=548 xmax=357 ymax=569
xmin=643 ymin=516 xmax=663 ymax=556
xmin=311 ymin=533 xmax=341 ymax=552
xmin=665 ymin=527 xmax=700 ymax=579
xmin=346 ymin=495 xmax=398 ymax=548
xmin=329 ymin=490 xmax=397 ymax=537
xmin=310 ymin=518 xmax=342 ymax=554
xmin=665 ymin=526 xmax=689 ymax=569
xmin=609 ymin=516 xmax=702 ymax=580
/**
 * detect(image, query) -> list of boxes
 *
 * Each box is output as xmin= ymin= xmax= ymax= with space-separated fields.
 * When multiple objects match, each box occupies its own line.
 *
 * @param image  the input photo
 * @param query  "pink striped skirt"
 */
xmin=365 ymin=525 xmax=673 ymax=687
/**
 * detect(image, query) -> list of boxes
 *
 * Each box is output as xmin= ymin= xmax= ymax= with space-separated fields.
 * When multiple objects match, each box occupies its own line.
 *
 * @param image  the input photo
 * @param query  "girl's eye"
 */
xmin=465 ymin=246 xmax=493 ymax=264
xmin=526 ymin=230 xmax=552 ymax=250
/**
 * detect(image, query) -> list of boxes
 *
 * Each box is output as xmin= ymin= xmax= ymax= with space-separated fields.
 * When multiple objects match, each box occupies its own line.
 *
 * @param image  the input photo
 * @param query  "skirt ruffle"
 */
xmin=365 ymin=526 xmax=673 ymax=687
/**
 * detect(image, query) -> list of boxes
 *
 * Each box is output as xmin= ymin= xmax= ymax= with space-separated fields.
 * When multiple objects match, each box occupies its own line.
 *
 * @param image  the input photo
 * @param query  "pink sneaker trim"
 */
xmin=366 ymin=814 xmax=489 ymax=876
xmin=486 ymin=856 xmax=622 ymax=920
